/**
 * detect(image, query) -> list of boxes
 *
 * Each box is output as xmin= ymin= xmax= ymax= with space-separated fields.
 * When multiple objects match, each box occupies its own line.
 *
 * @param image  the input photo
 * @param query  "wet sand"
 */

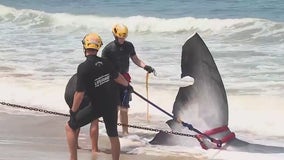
xmin=0 ymin=106 xmax=205 ymax=160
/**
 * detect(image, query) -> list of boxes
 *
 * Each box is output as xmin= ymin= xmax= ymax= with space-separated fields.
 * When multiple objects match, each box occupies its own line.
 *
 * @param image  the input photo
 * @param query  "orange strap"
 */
xmin=146 ymin=73 xmax=150 ymax=121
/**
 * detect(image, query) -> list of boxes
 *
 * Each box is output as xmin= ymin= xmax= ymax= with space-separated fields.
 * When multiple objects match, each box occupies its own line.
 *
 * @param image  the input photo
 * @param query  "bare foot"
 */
xmin=92 ymin=148 xmax=100 ymax=154
xmin=122 ymin=132 xmax=129 ymax=136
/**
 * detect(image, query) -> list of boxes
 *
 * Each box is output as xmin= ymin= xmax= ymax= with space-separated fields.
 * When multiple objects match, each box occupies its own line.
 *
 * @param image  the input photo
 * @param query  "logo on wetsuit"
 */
xmin=95 ymin=61 xmax=103 ymax=67
xmin=94 ymin=74 xmax=110 ymax=87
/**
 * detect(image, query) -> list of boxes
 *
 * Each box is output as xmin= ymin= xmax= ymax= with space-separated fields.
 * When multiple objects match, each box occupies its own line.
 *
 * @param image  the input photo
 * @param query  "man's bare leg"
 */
xmin=75 ymin=128 xmax=81 ymax=149
xmin=90 ymin=119 xmax=99 ymax=154
xmin=65 ymin=123 xmax=78 ymax=160
xmin=119 ymin=106 xmax=129 ymax=135
xmin=109 ymin=136 xmax=120 ymax=160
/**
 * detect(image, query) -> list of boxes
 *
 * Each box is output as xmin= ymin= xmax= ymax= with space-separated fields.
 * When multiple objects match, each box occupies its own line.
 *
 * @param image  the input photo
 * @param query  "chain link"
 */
xmin=0 ymin=101 xmax=195 ymax=138
xmin=0 ymin=101 xmax=69 ymax=117
xmin=117 ymin=123 xmax=195 ymax=137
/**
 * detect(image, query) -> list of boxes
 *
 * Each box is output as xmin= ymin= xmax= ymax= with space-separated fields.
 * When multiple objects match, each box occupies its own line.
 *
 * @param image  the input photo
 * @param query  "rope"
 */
xmin=146 ymin=72 xmax=150 ymax=121
xmin=0 ymin=101 xmax=195 ymax=138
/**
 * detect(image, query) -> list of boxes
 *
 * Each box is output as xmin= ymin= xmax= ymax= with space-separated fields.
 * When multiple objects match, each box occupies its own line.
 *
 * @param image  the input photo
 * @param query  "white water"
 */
xmin=1 ymin=4 xmax=284 ymax=160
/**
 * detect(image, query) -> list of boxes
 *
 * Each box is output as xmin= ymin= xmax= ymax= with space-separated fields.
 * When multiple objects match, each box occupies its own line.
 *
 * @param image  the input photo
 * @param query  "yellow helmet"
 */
xmin=112 ymin=24 xmax=128 ymax=38
xmin=82 ymin=33 xmax=103 ymax=50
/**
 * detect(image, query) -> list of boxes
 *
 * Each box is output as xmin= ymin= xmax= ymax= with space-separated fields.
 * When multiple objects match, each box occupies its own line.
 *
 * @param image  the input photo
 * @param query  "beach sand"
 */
xmin=0 ymin=105 xmax=206 ymax=160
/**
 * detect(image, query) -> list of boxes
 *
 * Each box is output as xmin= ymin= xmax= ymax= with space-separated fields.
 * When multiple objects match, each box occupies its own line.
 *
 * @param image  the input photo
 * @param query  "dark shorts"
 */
xmin=119 ymin=73 xmax=132 ymax=108
xmin=119 ymin=86 xmax=132 ymax=108
xmin=68 ymin=103 xmax=118 ymax=137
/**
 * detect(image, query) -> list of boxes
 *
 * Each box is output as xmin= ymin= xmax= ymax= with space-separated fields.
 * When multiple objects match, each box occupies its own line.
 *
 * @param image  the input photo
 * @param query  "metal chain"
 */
xmin=117 ymin=123 xmax=195 ymax=137
xmin=0 ymin=101 xmax=69 ymax=117
xmin=0 ymin=101 xmax=196 ymax=138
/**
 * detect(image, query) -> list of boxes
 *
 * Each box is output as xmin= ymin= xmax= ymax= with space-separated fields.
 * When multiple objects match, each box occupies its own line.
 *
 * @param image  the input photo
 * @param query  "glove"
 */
xmin=126 ymin=84 xmax=134 ymax=93
xmin=69 ymin=109 xmax=77 ymax=122
xmin=68 ymin=109 xmax=78 ymax=130
xmin=144 ymin=65 xmax=155 ymax=73
xmin=70 ymin=109 xmax=76 ymax=117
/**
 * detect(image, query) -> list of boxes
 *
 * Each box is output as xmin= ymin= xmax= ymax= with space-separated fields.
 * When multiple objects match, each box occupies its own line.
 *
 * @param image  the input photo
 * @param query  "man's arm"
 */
xmin=131 ymin=55 xmax=156 ymax=74
xmin=71 ymin=91 xmax=84 ymax=112
xmin=131 ymin=55 xmax=146 ymax=68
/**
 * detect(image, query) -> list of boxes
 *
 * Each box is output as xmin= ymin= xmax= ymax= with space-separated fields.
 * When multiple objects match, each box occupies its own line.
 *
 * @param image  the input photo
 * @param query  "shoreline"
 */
xmin=0 ymin=109 xmax=206 ymax=160
xmin=1 ymin=93 xmax=283 ymax=159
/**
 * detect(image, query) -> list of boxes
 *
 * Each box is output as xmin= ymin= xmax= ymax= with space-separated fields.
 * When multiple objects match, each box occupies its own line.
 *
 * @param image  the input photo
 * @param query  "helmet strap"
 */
xmin=114 ymin=37 xmax=120 ymax=44
xmin=83 ymin=48 xmax=87 ymax=57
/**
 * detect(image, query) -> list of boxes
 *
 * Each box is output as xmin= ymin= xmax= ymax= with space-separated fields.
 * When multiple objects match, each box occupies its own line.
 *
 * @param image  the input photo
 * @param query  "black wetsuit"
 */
xmin=102 ymin=40 xmax=135 ymax=107
xmin=68 ymin=55 xmax=119 ymax=137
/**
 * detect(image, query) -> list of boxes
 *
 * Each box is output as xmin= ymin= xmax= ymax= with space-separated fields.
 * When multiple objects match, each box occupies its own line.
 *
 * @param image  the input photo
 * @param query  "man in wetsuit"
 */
xmin=65 ymin=33 xmax=132 ymax=160
xmin=102 ymin=24 xmax=155 ymax=135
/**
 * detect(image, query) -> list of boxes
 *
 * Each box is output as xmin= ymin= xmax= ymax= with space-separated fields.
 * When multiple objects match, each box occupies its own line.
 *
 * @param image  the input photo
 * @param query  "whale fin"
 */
xmin=150 ymin=33 xmax=284 ymax=153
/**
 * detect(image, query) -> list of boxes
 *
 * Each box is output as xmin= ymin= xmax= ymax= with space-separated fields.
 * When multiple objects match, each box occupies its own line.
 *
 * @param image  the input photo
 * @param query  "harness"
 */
xmin=195 ymin=125 xmax=236 ymax=149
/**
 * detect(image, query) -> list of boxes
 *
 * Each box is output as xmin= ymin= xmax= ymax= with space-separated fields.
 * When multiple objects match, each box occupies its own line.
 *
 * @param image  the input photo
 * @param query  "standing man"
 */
xmin=102 ymin=24 xmax=155 ymax=135
xmin=65 ymin=33 xmax=132 ymax=160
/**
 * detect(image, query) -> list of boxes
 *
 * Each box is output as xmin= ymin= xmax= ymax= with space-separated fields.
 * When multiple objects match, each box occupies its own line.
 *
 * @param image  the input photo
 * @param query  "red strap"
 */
xmin=203 ymin=125 xmax=230 ymax=136
xmin=221 ymin=132 xmax=235 ymax=144
xmin=122 ymin=73 xmax=131 ymax=82
xmin=195 ymin=125 xmax=235 ymax=150
xmin=195 ymin=135 xmax=209 ymax=149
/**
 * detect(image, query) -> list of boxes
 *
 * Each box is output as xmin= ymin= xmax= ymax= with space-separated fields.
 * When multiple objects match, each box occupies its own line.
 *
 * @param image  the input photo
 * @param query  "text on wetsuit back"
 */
xmin=94 ymin=74 xmax=110 ymax=87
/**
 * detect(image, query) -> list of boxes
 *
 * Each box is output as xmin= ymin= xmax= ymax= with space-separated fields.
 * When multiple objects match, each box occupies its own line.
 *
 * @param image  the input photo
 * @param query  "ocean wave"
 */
xmin=0 ymin=5 xmax=51 ymax=28
xmin=1 ymin=4 xmax=284 ymax=41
